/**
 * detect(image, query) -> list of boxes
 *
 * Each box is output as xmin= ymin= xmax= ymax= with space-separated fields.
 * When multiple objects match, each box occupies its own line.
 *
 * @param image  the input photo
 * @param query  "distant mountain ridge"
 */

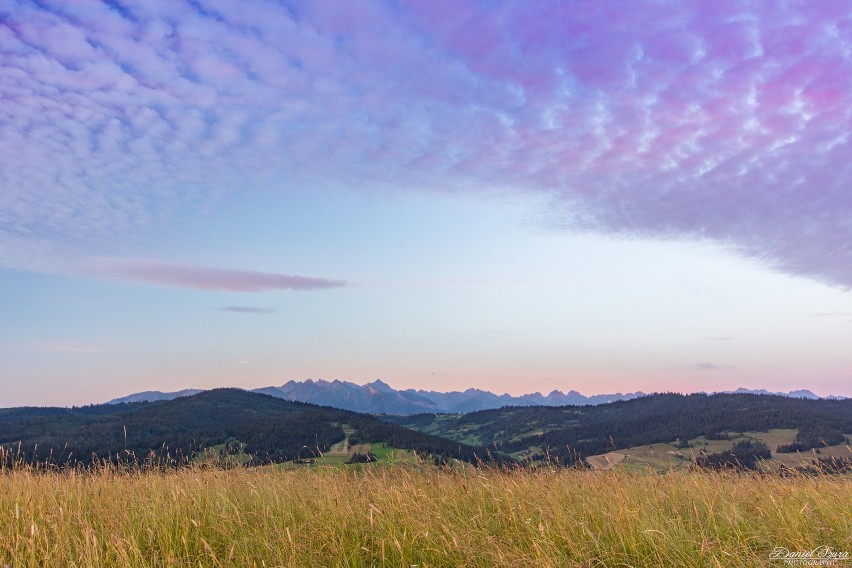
xmin=106 ymin=381 xmax=839 ymax=415
xmin=106 ymin=389 xmax=203 ymax=403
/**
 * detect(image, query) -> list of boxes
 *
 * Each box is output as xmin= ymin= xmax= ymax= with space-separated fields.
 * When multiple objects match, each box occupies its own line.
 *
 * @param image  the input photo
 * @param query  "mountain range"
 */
xmin=107 ymin=380 xmax=832 ymax=415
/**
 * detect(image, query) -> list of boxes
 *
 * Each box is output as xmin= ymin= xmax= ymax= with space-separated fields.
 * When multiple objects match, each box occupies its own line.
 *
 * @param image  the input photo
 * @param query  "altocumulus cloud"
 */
xmin=2 ymin=2 xmax=852 ymax=287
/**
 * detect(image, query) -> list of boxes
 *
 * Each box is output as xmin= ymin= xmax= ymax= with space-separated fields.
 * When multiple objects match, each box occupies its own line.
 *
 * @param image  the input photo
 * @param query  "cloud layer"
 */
xmin=3 ymin=1 xmax=852 ymax=286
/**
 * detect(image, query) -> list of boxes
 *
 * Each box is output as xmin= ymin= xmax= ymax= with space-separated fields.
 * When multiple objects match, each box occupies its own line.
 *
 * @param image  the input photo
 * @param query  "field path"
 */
xmin=586 ymin=452 xmax=626 ymax=470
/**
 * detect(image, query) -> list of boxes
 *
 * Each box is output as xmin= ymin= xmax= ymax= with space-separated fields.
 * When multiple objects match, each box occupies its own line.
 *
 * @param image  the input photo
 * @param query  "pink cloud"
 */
xmin=88 ymin=259 xmax=346 ymax=292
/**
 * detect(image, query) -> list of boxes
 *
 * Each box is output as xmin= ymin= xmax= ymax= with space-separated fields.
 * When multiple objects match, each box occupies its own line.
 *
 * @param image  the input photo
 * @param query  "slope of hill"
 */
xmin=384 ymin=393 xmax=852 ymax=465
xmin=0 ymin=389 xmax=498 ymax=468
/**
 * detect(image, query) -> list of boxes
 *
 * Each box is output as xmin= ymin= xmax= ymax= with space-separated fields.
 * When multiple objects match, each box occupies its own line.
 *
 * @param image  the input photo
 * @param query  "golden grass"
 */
xmin=1 ymin=465 xmax=850 ymax=567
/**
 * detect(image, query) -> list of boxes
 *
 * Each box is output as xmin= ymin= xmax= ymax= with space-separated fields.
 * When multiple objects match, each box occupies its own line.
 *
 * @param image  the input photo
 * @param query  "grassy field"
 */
xmin=287 ymin=422 xmax=423 ymax=467
xmin=1 ymin=464 xmax=850 ymax=567
xmin=297 ymin=443 xmax=421 ymax=468
xmin=587 ymin=429 xmax=852 ymax=473
xmin=192 ymin=423 xmax=423 ymax=469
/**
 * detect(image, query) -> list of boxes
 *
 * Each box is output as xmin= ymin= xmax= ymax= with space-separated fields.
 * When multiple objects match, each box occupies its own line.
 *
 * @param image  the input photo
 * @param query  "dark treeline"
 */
xmin=346 ymin=452 xmax=377 ymax=464
xmin=695 ymin=439 xmax=772 ymax=470
xmin=388 ymin=393 xmax=852 ymax=464
xmin=0 ymin=389 xmax=503 ymax=469
xmin=775 ymin=425 xmax=848 ymax=453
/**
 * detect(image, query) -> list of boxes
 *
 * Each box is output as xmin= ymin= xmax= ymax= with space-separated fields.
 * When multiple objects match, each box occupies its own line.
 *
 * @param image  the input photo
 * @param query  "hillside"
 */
xmin=0 ymin=389 xmax=499 ymax=468
xmin=384 ymin=393 xmax=852 ymax=465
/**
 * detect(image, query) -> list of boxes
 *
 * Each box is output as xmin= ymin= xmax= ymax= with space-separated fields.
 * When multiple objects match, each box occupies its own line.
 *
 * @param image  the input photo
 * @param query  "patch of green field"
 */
xmin=281 ymin=425 xmax=423 ymax=468
xmin=507 ymin=428 xmax=545 ymax=443
xmin=616 ymin=443 xmax=693 ymax=473
xmin=409 ymin=414 xmax=486 ymax=446
xmin=365 ymin=443 xmax=422 ymax=464
xmin=743 ymin=429 xmax=798 ymax=449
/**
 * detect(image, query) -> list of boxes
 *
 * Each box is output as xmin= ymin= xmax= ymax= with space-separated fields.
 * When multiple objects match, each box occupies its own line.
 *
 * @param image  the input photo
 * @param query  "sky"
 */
xmin=2 ymin=0 xmax=851 ymax=406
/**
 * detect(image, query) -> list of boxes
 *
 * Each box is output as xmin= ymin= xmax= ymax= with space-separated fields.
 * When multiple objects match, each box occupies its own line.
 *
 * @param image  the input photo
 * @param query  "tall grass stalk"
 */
xmin=1 ymin=464 xmax=849 ymax=566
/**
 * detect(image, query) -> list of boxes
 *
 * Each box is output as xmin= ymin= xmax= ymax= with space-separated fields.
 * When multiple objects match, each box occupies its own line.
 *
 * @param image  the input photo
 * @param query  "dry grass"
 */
xmin=1 ymin=464 xmax=850 ymax=567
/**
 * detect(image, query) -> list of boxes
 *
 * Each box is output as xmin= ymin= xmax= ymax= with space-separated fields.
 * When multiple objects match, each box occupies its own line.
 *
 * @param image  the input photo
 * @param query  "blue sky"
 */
xmin=2 ymin=0 xmax=851 ymax=405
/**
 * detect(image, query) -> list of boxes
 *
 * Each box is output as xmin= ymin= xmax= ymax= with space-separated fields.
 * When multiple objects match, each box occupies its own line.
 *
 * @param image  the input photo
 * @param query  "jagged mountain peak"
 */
xmin=367 ymin=379 xmax=395 ymax=393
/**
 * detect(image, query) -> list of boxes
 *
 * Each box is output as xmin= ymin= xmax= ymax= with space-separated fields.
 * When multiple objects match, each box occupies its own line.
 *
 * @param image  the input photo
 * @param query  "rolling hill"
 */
xmin=384 ymin=392 xmax=852 ymax=465
xmin=7 ymin=390 xmax=847 ymax=471
xmin=0 ymin=389 xmax=500 ymax=468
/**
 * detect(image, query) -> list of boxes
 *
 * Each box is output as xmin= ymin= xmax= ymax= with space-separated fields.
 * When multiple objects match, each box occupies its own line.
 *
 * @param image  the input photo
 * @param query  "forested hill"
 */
xmin=0 ymin=389 xmax=498 ymax=467
xmin=384 ymin=393 xmax=852 ymax=464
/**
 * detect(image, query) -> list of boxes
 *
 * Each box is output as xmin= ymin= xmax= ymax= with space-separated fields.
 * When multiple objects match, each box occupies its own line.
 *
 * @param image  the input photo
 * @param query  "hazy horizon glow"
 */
xmin=2 ymin=1 xmax=851 ymax=406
